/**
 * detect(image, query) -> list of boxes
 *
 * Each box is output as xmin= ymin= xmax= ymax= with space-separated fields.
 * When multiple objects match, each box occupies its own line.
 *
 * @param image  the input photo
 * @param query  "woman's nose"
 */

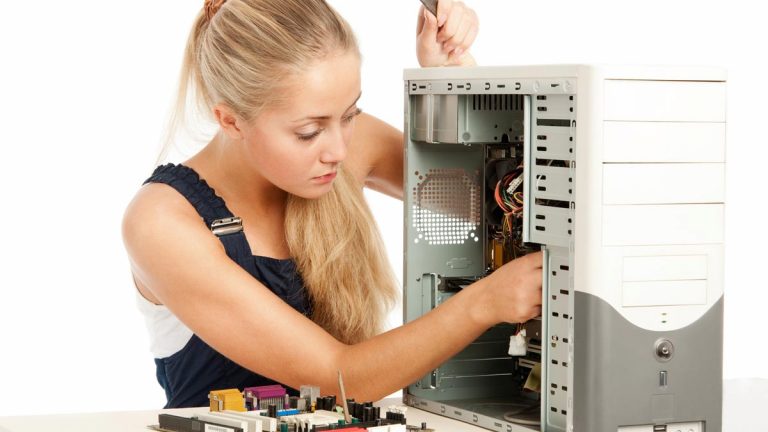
xmin=320 ymin=129 xmax=348 ymax=164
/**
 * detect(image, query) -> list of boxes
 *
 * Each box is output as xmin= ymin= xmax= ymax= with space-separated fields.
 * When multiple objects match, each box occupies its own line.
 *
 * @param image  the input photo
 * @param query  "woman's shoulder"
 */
xmin=125 ymin=162 xmax=217 ymax=229
xmin=124 ymin=178 xmax=199 ymax=229
xmin=122 ymin=171 xmax=219 ymax=263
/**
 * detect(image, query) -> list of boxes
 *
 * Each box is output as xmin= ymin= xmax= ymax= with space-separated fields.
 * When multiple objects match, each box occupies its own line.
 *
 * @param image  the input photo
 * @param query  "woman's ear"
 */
xmin=212 ymin=103 xmax=246 ymax=140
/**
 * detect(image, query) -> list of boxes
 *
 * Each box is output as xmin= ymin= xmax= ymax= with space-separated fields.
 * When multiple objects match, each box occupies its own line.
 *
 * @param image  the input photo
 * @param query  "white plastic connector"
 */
xmin=506 ymin=176 xmax=524 ymax=194
xmin=227 ymin=410 xmax=276 ymax=432
xmin=195 ymin=413 xmax=249 ymax=431
xmin=508 ymin=329 xmax=528 ymax=356
xmin=387 ymin=405 xmax=408 ymax=415
xmin=214 ymin=411 xmax=263 ymax=432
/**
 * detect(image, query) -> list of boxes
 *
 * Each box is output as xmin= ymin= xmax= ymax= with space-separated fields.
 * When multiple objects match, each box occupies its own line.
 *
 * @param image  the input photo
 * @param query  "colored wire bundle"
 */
xmin=494 ymin=170 xmax=524 ymax=239
xmin=494 ymin=170 xmax=524 ymax=214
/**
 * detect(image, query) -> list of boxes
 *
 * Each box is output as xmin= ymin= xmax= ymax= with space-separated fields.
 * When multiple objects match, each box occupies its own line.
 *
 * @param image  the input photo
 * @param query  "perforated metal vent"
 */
xmin=411 ymin=168 xmax=481 ymax=245
xmin=472 ymin=94 xmax=524 ymax=111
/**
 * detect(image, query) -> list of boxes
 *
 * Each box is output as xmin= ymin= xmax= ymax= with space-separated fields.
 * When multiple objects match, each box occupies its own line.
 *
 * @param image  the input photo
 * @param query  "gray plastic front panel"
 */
xmin=573 ymin=292 xmax=723 ymax=431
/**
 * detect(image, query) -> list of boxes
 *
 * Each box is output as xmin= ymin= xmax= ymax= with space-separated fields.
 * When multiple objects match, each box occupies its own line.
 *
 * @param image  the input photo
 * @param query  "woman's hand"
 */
xmin=468 ymin=252 xmax=543 ymax=327
xmin=416 ymin=0 xmax=479 ymax=67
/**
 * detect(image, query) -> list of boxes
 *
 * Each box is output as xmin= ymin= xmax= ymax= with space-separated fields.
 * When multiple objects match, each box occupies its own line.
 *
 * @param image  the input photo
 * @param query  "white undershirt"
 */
xmin=135 ymin=291 xmax=194 ymax=359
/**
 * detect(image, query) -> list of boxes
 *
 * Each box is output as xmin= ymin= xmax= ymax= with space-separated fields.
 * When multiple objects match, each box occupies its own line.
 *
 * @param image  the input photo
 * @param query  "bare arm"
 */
xmin=350 ymin=0 xmax=481 ymax=199
xmin=347 ymin=113 xmax=404 ymax=200
xmin=123 ymin=184 xmax=541 ymax=401
xmin=349 ymin=0 xmax=481 ymax=199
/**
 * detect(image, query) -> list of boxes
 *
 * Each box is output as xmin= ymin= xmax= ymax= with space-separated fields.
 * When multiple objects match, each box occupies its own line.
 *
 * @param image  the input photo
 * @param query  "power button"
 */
xmin=655 ymin=339 xmax=674 ymax=362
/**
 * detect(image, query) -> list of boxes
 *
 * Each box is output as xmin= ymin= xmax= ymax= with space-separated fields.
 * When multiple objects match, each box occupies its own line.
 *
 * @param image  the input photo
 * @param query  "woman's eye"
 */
xmin=296 ymin=109 xmax=361 ymax=140
xmin=297 ymin=129 xmax=323 ymax=141
xmin=343 ymin=108 xmax=363 ymax=123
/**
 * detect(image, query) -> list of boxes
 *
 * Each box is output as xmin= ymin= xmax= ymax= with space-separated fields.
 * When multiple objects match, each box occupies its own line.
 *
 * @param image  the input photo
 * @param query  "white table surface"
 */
xmin=0 ymin=379 xmax=764 ymax=432
xmin=0 ymin=397 xmax=487 ymax=432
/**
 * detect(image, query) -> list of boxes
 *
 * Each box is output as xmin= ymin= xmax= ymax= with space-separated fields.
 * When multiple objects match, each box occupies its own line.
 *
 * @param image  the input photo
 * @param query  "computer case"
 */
xmin=402 ymin=65 xmax=725 ymax=432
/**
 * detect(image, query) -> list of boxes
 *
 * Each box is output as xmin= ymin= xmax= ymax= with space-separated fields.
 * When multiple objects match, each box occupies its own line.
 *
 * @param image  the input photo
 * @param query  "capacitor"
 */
xmin=268 ymin=404 xmax=277 ymax=418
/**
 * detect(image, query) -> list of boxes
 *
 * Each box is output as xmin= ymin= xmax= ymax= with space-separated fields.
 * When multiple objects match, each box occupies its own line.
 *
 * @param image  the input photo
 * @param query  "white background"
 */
xmin=0 ymin=0 xmax=765 ymax=417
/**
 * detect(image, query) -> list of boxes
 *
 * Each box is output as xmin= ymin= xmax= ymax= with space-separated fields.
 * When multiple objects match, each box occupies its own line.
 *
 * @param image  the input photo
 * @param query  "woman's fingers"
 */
xmin=416 ymin=0 xmax=479 ymax=67
xmin=437 ymin=1 xmax=463 ymax=44
xmin=442 ymin=12 xmax=470 ymax=53
xmin=436 ymin=0 xmax=453 ymax=27
xmin=417 ymin=5 xmax=440 ymax=40
xmin=439 ymin=2 xmax=479 ymax=64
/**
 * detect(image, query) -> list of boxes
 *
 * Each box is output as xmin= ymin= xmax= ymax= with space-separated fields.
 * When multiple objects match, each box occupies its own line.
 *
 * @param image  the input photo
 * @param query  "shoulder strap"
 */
xmin=144 ymin=164 xmax=258 ymax=274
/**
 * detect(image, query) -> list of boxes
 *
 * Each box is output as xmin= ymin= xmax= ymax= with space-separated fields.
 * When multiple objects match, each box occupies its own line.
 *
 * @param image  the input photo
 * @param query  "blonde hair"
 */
xmin=164 ymin=0 xmax=398 ymax=344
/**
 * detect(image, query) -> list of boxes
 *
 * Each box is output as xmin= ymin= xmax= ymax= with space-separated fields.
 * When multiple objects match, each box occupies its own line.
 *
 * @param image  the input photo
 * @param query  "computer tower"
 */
xmin=402 ymin=65 xmax=725 ymax=432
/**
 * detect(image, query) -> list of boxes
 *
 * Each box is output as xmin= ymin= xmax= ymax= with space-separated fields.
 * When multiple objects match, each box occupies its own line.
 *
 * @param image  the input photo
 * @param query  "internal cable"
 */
xmin=502 ymin=403 xmax=541 ymax=426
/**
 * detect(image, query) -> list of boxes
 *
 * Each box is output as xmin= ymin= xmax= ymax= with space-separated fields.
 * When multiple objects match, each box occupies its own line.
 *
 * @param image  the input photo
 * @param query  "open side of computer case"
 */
xmin=402 ymin=65 xmax=725 ymax=432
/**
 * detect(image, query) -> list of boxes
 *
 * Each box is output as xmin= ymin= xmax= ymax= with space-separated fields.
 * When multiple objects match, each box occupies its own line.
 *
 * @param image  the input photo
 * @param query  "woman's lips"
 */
xmin=313 ymin=172 xmax=337 ymax=184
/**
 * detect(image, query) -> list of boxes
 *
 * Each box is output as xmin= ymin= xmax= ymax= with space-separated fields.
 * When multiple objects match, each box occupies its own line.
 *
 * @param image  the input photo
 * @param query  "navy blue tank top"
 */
xmin=143 ymin=163 xmax=310 ymax=408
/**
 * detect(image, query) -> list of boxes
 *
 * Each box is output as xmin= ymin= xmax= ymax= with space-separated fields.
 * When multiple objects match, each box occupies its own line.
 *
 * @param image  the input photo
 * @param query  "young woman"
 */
xmin=122 ymin=0 xmax=542 ymax=408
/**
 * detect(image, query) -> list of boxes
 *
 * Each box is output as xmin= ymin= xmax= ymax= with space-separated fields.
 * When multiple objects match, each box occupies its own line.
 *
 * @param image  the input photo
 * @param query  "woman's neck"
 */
xmin=185 ymin=134 xmax=288 ymax=213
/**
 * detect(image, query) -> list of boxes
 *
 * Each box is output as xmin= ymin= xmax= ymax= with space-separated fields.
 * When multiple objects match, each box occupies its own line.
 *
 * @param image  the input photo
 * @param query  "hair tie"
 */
xmin=204 ymin=0 xmax=227 ymax=22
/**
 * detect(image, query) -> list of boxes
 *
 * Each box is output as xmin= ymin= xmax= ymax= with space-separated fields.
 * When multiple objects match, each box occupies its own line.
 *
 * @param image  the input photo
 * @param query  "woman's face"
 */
xmin=239 ymin=50 xmax=362 ymax=199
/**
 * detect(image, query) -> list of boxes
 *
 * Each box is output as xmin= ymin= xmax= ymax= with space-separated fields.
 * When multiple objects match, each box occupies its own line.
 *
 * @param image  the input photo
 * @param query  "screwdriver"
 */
xmin=420 ymin=0 xmax=438 ymax=17
xmin=338 ymin=370 xmax=352 ymax=424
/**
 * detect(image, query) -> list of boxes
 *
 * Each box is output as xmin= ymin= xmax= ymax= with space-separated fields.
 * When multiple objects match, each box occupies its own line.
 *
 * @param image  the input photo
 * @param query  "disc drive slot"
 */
xmin=603 ymin=163 xmax=724 ymax=205
xmin=603 ymin=121 xmax=725 ymax=163
xmin=603 ymin=204 xmax=724 ymax=246
xmin=604 ymin=80 xmax=726 ymax=122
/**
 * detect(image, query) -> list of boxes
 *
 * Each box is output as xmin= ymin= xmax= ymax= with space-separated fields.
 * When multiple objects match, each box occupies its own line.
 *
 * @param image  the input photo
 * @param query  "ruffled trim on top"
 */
xmin=144 ymin=163 xmax=233 ymax=226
